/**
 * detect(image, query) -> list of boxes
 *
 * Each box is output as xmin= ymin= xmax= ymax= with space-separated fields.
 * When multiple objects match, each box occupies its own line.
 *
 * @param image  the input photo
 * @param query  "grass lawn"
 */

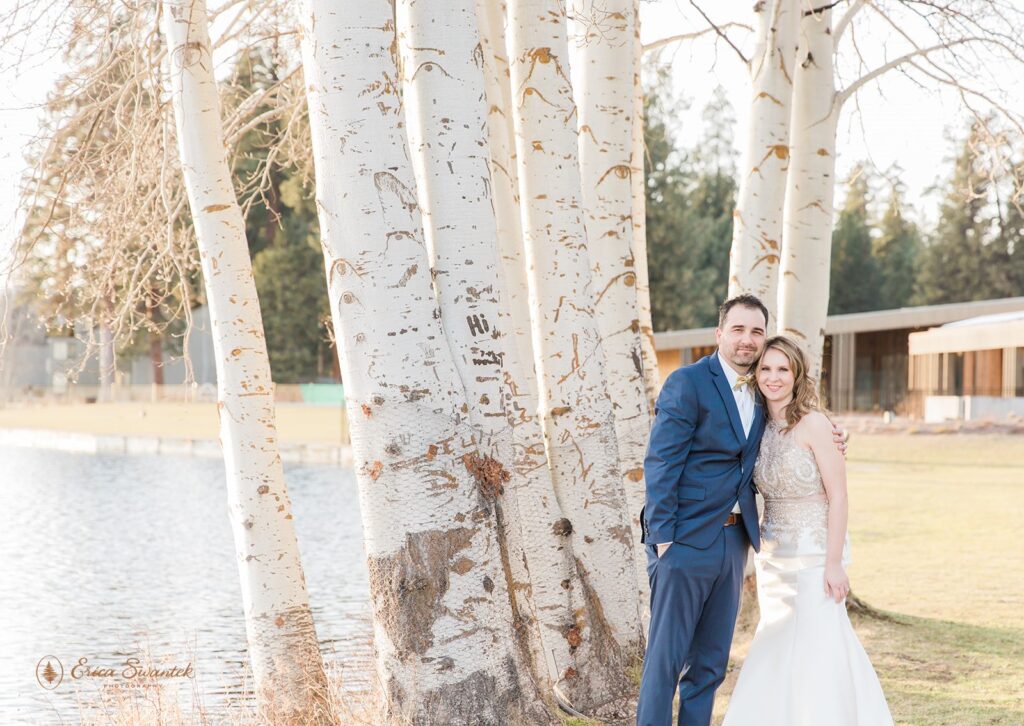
xmin=711 ymin=433 xmax=1024 ymax=725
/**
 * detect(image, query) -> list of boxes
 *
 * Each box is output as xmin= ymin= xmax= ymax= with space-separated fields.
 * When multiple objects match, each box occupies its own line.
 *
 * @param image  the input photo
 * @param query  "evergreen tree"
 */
xmin=873 ymin=181 xmax=920 ymax=309
xmin=228 ymin=49 xmax=333 ymax=382
xmin=1002 ymin=196 xmax=1024 ymax=296
xmin=646 ymin=74 xmax=736 ymax=330
xmin=829 ymin=167 xmax=881 ymax=313
xmin=914 ymin=133 xmax=999 ymax=305
xmin=990 ymin=166 xmax=1024 ymax=298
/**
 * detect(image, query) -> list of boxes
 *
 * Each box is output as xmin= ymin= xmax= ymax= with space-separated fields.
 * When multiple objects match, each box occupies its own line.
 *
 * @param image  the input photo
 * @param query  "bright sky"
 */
xmin=638 ymin=0 xmax=977 ymax=226
xmin=0 ymin=0 xmax=1004 ymax=273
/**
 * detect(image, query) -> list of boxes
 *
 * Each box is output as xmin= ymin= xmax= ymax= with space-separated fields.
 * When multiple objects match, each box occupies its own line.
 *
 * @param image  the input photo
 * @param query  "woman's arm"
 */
xmin=805 ymin=411 xmax=850 ymax=603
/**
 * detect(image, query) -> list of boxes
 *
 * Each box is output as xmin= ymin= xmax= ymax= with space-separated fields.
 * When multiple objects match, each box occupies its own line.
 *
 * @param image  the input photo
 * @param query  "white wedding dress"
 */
xmin=723 ymin=419 xmax=893 ymax=726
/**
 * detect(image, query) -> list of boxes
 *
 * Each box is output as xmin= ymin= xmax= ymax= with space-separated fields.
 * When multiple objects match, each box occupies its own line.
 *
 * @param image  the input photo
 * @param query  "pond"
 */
xmin=0 ymin=446 xmax=373 ymax=725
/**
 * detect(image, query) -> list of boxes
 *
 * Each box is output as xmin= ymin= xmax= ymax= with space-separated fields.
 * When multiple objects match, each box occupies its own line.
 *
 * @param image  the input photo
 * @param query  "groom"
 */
xmin=636 ymin=294 xmax=843 ymax=726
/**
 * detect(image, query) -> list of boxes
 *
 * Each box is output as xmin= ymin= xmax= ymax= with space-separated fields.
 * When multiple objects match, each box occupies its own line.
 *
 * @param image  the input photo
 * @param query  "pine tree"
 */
xmin=228 ymin=49 xmax=332 ymax=383
xmin=874 ymin=182 xmax=920 ymax=309
xmin=915 ymin=133 xmax=998 ymax=305
xmin=994 ymin=181 xmax=1024 ymax=297
xmin=646 ymin=74 xmax=736 ymax=330
xmin=829 ymin=167 xmax=880 ymax=314
xmin=1006 ymin=205 xmax=1024 ymax=296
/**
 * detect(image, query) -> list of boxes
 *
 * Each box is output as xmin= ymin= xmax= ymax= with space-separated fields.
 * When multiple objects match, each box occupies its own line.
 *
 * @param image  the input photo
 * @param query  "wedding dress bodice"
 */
xmin=754 ymin=419 xmax=830 ymax=551
xmin=754 ymin=419 xmax=826 ymax=499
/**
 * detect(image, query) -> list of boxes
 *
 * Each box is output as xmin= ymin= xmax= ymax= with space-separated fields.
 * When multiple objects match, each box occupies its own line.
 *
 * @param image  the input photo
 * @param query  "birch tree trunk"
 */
xmin=569 ymin=0 xmax=651 ymax=618
xmin=395 ymin=0 xmax=580 ymax=706
xmin=728 ymin=0 xmax=799 ymax=325
xmin=159 ymin=1 xmax=333 ymax=722
xmin=778 ymin=5 xmax=838 ymax=378
xmin=630 ymin=0 xmax=659 ymax=414
xmin=475 ymin=0 xmax=542 ymax=410
xmin=300 ymin=3 xmax=548 ymax=722
xmin=507 ymin=0 xmax=644 ymax=694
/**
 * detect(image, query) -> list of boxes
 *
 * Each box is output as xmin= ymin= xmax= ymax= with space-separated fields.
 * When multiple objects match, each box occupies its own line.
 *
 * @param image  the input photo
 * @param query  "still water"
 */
xmin=0 ymin=446 xmax=373 ymax=725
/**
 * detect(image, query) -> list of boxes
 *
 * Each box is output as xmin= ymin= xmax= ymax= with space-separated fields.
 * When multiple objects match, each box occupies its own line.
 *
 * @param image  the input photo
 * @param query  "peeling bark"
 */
xmin=399 ymin=0 xmax=604 ymax=710
xmin=569 ymin=0 xmax=652 ymax=623
xmin=300 ymin=3 xmax=550 ymax=722
xmin=507 ymin=0 xmax=645 ymax=697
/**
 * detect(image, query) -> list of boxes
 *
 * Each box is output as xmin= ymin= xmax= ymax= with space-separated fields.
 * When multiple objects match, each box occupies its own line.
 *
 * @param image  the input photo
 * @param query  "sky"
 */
xmin=638 ymin=0 xmax=978 ymax=225
xmin=0 ymin=0 xmax=1005 ymax=272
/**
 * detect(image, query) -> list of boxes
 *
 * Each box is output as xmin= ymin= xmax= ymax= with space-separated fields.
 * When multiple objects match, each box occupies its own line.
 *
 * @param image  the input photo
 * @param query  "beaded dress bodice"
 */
xmin=754 ymin=419 xmax=829 ymax=550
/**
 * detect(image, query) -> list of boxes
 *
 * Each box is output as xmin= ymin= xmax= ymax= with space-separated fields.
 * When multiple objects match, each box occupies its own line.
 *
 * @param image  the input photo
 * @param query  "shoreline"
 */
xmin=0 ymin=427 xmax=353 ymax=466
xmin=0 ymin=401 xmax=353 ymax=465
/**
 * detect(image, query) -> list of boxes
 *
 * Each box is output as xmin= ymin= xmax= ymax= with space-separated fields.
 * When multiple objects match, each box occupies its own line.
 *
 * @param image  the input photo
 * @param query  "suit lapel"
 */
xmin=709 ymin=353 xmax=746 ymax=444
xmin=745 ymin=400 xmax=766 ymax=457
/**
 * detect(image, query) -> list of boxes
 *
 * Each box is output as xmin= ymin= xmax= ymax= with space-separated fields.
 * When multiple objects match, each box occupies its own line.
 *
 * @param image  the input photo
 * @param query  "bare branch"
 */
xmin=832 ymin=0 xmax=865 ymax=46
xmin=804 ymin=1 xmax=848 ymax=16
xmin=838 ymin=38 xmax=974 ymax=108
xmin=642 ymin=23 xmax=752 ymax=55
xmin=688 ymin=0 xmax=749 ymax=65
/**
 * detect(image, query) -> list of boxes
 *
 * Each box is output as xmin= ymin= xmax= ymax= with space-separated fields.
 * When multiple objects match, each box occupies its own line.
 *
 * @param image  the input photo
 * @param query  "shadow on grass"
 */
xmin=854 ymin=611 xmax=1024 ymax=726
xmin=712 ymin=586 xmax=1024 ymax=726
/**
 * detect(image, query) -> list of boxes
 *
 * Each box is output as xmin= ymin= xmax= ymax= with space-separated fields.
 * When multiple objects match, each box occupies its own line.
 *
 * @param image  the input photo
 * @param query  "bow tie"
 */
xmin=733 ymin=373 xmax=754 ymax=391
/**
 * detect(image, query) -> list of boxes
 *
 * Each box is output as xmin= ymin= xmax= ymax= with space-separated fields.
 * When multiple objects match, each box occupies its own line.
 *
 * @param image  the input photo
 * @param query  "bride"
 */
xmin=723 ymin=336 xmax=893 ymax=725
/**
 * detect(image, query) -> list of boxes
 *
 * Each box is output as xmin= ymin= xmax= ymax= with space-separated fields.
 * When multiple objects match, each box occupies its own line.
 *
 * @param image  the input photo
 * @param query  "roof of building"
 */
xmin=654 ymin=296 xmax=1024 ymax=351
xmin=941 ymin=309 xmax=1024 ymax=328
xmin=909 ymin=306 xmax=1024 ymax=354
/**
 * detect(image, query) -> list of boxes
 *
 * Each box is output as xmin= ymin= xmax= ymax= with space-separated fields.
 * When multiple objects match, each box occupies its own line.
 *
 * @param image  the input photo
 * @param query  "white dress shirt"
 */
xmin=718 ymin=351 xmax=754 ymax=514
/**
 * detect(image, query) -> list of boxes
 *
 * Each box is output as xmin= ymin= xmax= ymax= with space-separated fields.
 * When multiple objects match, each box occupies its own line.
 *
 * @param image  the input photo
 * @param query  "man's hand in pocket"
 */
xmin=657 ymin=542 xmax=672 ymax=558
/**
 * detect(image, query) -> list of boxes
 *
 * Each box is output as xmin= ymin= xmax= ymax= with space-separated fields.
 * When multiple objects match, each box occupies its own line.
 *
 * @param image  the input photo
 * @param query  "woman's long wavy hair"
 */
xmin=754 ymin=335 xmax=825 ymax=431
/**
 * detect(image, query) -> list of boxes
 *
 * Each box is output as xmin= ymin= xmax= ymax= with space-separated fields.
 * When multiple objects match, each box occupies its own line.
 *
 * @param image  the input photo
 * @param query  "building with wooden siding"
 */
xmin=652 ymin=297 xmax=1024 ymax=416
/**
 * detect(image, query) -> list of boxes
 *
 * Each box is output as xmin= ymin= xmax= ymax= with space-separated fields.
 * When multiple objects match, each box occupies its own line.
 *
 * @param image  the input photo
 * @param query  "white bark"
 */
xmin=396 ymin=0 xmax=580 ymax=703
xmin=475 ymin=0 xmax=542 ymax=411
xmin=631 ymin=0 xmax=659 ymax=413
xmin=569 ymin=0 xmax=651 ymax=619
xmin=300 ymin=3 xmax=546 ymax=722
xmin=778 ymin=6 xmax=838 ymax=378
xmin=728 ymin=0 xmax=799 ymax=324
xmin=507 ymin=0 xmax=644 ymax=674
xmin=159 ymin=1 xmax=332 ymax=722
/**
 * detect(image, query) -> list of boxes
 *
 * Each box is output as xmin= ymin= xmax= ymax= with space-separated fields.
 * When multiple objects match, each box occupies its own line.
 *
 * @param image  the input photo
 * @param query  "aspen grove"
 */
xmin=297 ymin=0 xmax=657 ymax=720
xmin=19 ymin=0 xmax=1024 ymax=722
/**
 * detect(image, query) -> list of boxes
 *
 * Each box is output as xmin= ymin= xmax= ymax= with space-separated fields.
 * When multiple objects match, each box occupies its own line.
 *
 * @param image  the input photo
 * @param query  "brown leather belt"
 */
xmin=724 ymin=512 xmax=742 ymax=527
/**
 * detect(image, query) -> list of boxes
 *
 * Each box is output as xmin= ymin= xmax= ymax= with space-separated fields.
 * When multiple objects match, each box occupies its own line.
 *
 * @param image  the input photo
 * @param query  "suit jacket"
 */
xmin=641 ymin=352 xmax=763 ymax=551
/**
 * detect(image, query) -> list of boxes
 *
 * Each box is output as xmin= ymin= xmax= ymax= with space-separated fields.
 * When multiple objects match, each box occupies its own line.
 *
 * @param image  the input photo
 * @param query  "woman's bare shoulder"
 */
xmin=793 ymin=410 xmax=833 ymax=442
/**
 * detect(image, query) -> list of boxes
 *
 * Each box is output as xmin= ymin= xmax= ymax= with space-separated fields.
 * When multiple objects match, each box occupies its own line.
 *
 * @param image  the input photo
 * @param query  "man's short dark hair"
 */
xmin=718 ymin=293 xmax=769 ymax=329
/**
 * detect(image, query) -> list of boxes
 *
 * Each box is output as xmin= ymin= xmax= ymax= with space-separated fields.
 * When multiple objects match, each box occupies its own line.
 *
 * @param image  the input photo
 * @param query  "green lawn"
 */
xmin=712 ymin=433 xmax=1024 ymax=725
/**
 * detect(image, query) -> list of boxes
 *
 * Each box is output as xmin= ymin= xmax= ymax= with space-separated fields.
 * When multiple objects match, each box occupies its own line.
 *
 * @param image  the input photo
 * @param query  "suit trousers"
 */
xmin=636 ymin=524 xmax=750 ymax=726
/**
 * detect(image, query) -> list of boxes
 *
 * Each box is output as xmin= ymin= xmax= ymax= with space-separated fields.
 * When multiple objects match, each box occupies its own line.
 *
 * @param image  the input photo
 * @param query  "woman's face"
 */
xmin=757 ymin=346 xmax=796 ymax=406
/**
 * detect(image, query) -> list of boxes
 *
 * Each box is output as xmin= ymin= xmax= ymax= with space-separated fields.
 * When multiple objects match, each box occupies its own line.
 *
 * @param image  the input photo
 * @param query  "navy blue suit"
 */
xmin=636 ymin=353 xmax=765 ymax=726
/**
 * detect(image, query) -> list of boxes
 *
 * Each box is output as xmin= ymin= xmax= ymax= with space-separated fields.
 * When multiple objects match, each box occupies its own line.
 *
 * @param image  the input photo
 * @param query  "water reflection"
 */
xmin=0 ymin=446 xmax=372 ymax=725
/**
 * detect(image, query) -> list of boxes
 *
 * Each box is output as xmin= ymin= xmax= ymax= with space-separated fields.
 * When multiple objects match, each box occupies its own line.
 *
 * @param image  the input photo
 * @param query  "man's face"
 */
xmin=715 ymin=305 xmax=767 ymax=372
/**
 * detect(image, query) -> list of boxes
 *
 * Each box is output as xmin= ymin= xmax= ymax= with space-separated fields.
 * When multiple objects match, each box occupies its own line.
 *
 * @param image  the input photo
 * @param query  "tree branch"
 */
xmin=833 ymin=0 xmax=865 ymax=46
xmin=688 ymin=0 xmax=749 ymax=64
xmin=642 ymin=23 xmax=752 ymax=55
xmin=804 ymin=0 xmax=847 ymax=17
xmin=838 ymin=38 xmax=973 ymax=108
